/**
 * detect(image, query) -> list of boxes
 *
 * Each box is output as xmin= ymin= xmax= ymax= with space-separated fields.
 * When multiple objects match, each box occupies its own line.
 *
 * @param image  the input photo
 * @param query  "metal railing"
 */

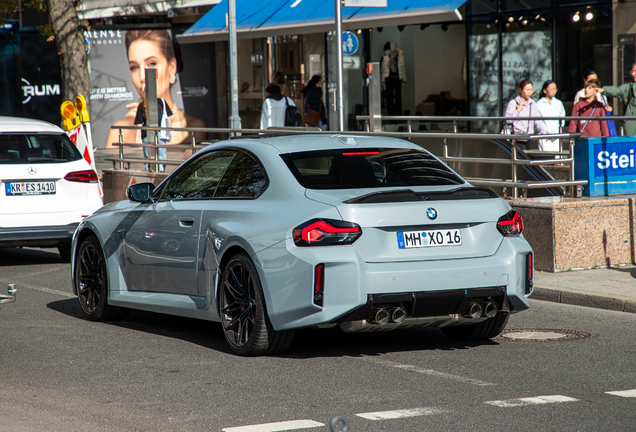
xmin=355 ymin=114 xmax=636 ymax=198
xmin=107 ymin=121 xmax=591 ymax=199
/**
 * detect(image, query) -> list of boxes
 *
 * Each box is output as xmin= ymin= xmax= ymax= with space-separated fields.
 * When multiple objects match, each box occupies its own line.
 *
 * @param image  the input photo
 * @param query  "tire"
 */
xmin=441 ymin=312 xmax=509 ymax=341
xmin=58 ymin=244 xmax=71 ymax=262
xmin=75 ymin=236 xmax=128 ymax=321
xmin=219 ymin=253 xmax=294 ymax=356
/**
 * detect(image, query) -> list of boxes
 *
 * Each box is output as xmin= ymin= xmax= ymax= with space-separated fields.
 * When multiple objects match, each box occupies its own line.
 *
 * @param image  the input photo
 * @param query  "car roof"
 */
xmin=0 ymin=116 xmax=64 ymax=134
xmin=224 ymin=134 xmax=422 ymax=154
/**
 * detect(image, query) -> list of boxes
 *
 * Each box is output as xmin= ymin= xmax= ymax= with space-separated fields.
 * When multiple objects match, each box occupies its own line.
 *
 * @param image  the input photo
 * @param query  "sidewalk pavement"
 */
xmin=93 ymin=149 xmax=636 ymax=315
xmin=533 ymin=266 xmax=636 ymax=314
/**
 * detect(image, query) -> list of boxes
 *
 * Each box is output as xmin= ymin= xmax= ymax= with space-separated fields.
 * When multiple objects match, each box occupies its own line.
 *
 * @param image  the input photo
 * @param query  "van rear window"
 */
xmin=280 ymin=148 xmax=464 ymax=189
xmin=0 ymin=133 xmax=82 ymax=164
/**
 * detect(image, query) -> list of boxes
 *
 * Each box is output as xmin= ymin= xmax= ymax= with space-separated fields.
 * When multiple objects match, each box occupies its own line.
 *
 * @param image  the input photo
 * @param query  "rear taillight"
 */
xmin=526 ymin=252 xmax=534 ymax=295
xmin=293 ymin=219 xmax=362 ymax=246
xmin=65 ymin=170 xmax=98 ymax=183
xmin=314 ymin=264 xmax=324 ymax=306
xmin=497 ymin=210 xmax=524 ymax=236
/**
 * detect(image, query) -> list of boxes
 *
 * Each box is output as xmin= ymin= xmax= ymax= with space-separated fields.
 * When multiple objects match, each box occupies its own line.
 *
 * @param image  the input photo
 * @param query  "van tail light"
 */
xmin=497 ymin=210 xmax=524 ymax=236
xmin=526 ymin=252 xmax=534 ymax=295
xmin=293 ymin=219 xmax=362 ymax=246
xmin=314 ymin=264 xmax=325 ymax=306
xmin=65 ymin=170 xmax=98 ymax=183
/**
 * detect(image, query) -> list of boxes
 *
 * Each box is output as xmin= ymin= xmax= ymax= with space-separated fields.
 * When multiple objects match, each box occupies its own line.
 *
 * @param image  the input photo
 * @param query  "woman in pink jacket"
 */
xmin=505 ymin=79 xmax=547 ymax=149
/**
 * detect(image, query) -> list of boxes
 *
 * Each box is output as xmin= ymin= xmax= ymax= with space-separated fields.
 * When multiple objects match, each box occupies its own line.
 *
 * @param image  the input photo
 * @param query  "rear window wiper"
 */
xmin=344 ymin=187 xmax=498 ymax=204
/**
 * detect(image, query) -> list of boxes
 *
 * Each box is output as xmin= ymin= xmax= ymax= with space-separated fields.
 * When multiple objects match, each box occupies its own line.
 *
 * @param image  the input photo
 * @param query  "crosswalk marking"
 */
xmin=485 ymin=395 xmax=579 ymax=408
xmin=222 ymin=420 xmax=324 ymax=432
xmin=356 ymin=407 xmax=450 ymax=420
xmin=606 ymin=389 xmax=636 ymax=398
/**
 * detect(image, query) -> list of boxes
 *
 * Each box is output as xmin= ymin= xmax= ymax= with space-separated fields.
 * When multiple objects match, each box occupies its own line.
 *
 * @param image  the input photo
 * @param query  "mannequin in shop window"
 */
xmin=381 ymin=42 xmax=406 ymax=116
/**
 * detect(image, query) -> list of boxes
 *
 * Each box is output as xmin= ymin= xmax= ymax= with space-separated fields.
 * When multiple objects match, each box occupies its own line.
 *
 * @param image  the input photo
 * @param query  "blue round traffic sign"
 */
xmin=342 ymin=31 xmax=359 ymax=55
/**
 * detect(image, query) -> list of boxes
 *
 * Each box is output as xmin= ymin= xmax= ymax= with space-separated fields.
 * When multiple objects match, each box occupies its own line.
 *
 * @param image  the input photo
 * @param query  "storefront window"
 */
xmin=554 ymin=5 xmax=611 ymax=104
xmin=468 ymin=16 xmax=500 ymax=130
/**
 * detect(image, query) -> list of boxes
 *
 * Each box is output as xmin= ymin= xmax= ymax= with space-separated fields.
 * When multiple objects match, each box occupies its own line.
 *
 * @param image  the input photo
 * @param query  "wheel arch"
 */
xmin=215 ymin=241 xmax=270 ymax=318
xmin=71 ymin=226 xmax=103 ymax=295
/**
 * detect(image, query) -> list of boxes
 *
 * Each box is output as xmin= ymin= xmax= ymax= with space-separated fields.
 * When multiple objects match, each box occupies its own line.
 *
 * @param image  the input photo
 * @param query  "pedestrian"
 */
xmin=272 ymin=71 xmax=290 ymax=97
xmin=260 ymin=83 xmax=296 ymax=129
xmin=573 ymin=70 xmax=598 ymax=104
xmin=303 ymin=75 xmax=328 ymax=131
xmin=135 ymin=94 xmax=173 ymax=172
xmin=599 ymin=62 xmax=636 ymax=136
xmin=536 ymin=80 xmax=566 ymax=152
xmin=505 ymin=79 xmax=547 ymax=149
xmin=568 ymin=78 xmax=609 ymax=137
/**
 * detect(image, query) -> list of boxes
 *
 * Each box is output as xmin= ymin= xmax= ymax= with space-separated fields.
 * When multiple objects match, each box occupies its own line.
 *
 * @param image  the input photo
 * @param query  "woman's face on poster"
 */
xmin=128 ymin=39 xmax=177 ymax=98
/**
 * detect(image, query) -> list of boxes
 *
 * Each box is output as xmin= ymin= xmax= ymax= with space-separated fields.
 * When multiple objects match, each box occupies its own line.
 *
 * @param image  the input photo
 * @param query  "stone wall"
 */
xmin=511 ymin=196 xmax=636 ymax=272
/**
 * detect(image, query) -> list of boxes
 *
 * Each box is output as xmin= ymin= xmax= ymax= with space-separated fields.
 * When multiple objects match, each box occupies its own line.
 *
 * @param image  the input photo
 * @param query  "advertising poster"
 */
xmin=469 ymin=31 xmax=552 ymax=130
xmin=20 ymin=32 xmax=64 ymax=125
xmin=87 ymin=28 xmax=216 ymax=149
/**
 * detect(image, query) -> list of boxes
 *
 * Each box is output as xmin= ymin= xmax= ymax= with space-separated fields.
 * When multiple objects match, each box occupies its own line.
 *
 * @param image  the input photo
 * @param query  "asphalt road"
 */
xmin=1 ymin=247 xmax=635 ymax=432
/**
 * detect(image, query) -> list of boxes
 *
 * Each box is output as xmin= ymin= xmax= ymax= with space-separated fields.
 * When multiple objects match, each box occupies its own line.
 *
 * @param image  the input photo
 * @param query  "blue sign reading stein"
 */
xmin=342 ymin=31 xmax=359 ymax=55
xmin=574 ymin=136 xmax=636 ymax=196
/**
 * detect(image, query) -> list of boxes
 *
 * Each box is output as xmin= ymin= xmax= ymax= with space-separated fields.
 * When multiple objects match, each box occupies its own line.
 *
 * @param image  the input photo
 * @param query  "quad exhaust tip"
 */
xmin=466 ymin=302 xmax=483 ymax=319
xmin=371 ymin=308 xmax=390 ymax=325
xmin=483 ymin=301 xmax=498 ymax=319
xmin=390 ymin=307 xmax=407 ymax=324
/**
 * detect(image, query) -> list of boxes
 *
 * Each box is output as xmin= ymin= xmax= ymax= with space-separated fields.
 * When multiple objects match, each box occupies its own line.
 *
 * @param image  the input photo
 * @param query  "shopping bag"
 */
xmin=606 ymin=111 xmax=618 ymax=137
xmin=601 ymin=94 xmax=618 ymax=137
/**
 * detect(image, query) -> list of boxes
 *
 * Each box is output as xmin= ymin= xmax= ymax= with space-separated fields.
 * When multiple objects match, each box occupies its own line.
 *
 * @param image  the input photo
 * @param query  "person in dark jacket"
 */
xmin=303 ymin=74 xmax=327 ymax=131
xmin=569 ymin=79 xmax=609 ymax=137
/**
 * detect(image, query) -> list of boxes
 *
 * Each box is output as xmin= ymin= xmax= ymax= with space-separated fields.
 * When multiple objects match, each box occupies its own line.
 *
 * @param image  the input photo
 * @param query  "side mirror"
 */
xmin=127 ymin=182 xmax=155 ymax=202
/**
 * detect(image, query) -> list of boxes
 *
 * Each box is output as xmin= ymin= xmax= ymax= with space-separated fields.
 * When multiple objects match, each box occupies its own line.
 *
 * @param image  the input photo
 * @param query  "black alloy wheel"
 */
xmin=75 ymin=236 xmax=127 ymax=321
xmin=219 ymin=253 xmax=294 ymax=356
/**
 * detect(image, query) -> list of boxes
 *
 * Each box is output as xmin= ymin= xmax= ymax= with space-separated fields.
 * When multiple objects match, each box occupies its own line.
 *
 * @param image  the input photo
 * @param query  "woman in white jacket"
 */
xmin=260 ymin=83 xmax=295 ymax=129
xmin=537 ymin=80 xmax=566 ymax=152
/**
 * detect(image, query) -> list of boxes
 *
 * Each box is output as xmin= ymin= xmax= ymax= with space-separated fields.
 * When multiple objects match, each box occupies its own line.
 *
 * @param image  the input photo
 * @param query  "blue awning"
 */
xmin=178 ymin=0 xmax=466 ymax=43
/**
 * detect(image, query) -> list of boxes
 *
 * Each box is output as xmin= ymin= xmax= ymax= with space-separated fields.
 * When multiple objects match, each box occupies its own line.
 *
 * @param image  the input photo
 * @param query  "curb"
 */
xmin=530 ymin=286 xmax=636 ymax=314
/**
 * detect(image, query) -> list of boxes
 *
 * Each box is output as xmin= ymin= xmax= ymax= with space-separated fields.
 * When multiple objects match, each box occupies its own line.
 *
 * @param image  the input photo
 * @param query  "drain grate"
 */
xmin=495 ymin=328 xmax=591 ymax=342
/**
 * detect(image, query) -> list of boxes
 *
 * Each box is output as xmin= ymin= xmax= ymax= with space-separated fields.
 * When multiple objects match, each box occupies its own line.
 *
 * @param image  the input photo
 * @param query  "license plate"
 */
xmin=5 ymin=181 xmax=56 ymax=196
xmin=397 ymin=229 xmax=462 ymax=248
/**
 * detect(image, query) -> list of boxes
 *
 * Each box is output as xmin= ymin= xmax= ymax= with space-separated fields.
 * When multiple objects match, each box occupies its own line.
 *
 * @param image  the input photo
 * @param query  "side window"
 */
xmin=214 ymin=152 xmax=269 ymax=199
xmin=161 ymin=150 xmax=236 ymax=200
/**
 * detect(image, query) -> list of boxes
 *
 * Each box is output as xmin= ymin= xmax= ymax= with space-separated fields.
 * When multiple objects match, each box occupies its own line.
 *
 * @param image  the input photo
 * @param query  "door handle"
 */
xmin=179 ymin=216 xmax=195 ymax=227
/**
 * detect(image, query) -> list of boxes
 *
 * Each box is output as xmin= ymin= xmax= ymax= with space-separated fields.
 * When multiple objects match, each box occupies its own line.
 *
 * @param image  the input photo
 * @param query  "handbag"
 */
xmin=284 ymin=97 xmax=302 ymax=127
xmin=304 ymin=106 xmax=320 ymax=127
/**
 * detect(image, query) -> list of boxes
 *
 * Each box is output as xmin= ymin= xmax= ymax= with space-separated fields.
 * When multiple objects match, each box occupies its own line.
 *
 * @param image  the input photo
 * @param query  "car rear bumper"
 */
xmin=258 ymin=236 xmax=532 ymax=331
xmin=0 ymin=223 xmax=78 ymax=247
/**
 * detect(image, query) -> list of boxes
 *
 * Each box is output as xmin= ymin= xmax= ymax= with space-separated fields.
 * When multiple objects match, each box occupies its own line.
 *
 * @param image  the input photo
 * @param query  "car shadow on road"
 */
xmin=48 ymin=298 xmax=499 ymax=357
xmin=0 ymin=247 xmax=65 ymax=266
xmin=47 ymin=298 xmax=233 ymax=353
xmin=287 ymin=327 xmax=500 ymax=359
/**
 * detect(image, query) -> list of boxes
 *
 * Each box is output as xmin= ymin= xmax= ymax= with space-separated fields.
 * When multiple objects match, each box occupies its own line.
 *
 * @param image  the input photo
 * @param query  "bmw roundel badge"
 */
xmin=426 ymin=208 xmax=438 ymax=220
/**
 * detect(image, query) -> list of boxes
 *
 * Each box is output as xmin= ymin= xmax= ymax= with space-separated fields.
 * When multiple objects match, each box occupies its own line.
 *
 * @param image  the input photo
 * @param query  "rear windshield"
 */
xmin=0 ymin=133 xmax=83 ymax=164
xmin=281 ymin=148 xmax=464 ymax=189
